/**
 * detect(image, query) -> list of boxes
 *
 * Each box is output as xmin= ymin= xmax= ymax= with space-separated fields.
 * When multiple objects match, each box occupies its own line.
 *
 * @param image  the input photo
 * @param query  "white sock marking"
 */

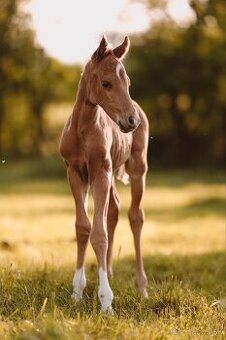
xmin=116 ymin=63 xmax=123 ymax=79
xmin=98 ymin=267 xmax=113 ymax=312
xmin=72 ymin=267 xmax=86 ymax=301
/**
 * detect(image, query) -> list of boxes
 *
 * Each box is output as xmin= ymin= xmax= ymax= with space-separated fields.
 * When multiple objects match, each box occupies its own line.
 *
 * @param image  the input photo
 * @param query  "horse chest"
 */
xmin=111 ymin=132 xmax=133 ymax=169
xmin=61 ymin=115 xmax=133 ymax=178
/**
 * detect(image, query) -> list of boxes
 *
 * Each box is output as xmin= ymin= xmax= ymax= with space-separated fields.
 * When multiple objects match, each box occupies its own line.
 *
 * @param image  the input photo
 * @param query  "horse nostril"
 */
xmin=128 ymin=116 xmax=135 ymax=126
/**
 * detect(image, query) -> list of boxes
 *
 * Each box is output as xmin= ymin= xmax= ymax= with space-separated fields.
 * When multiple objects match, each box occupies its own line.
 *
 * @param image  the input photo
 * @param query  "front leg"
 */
xmin=67 ymin=165 xmax=91 ymax=301
xmin=89 ymin=157 xmax=114 ymax=313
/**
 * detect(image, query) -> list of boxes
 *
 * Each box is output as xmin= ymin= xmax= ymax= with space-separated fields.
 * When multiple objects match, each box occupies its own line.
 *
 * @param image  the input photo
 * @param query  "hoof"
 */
xmin=141 ymin=288 xmax=148 ymax=298
xmin=137 ymin=285 xmax=148 ymax=298
xmin=135 ymin=273 xmax=148 ymax=298
xmin=71 ymin=292 xmax=82 ymax=302
xmin=101 ymin=305 xmax=114 ymax=315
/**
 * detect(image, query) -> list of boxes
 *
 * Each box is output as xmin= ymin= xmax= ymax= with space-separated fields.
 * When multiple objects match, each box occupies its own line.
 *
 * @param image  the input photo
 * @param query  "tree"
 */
xmin=126 ymin=0 xmax=225 ymax=167
xmin=0 ymin=1 xmax=29 ymax=153
xmin=0 ymin=0 xmax=81 ymax=155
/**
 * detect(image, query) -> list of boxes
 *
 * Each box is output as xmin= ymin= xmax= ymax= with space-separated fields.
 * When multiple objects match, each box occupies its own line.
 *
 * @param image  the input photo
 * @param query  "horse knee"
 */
xmin=128 ymin=207 xmax=144 ymax=233
xmin=76 ymin=222 xmax=91 ymax=244
xmin=90 ymin=229 xmax=108 ymax=252
xmin=127 ymin=158 xmax=147 ymax=178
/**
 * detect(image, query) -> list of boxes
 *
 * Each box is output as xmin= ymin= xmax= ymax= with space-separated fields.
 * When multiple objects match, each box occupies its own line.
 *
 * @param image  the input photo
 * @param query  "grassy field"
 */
xmin=0 ymin=159 xmax=225 ymax=339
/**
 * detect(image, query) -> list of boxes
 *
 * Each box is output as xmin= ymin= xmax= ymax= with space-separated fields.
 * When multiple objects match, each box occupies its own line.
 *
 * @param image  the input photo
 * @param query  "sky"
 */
xmin=25 ymin=0 xmax=196 ymax=64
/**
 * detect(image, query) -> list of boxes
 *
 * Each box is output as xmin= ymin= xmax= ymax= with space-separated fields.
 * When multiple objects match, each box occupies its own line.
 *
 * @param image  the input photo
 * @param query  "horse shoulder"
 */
xmin=59 ymin=115 xmax=75 ymax=158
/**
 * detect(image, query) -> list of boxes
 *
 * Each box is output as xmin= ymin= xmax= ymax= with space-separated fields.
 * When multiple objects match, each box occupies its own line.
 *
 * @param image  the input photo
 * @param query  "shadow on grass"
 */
xmin=0 ymin=158 xmax=225 ymax=194
xmin=114 ymin=197 xmax=225 ymax=222
xmin=143 ymin=197 xmax=226 ymax=221
xmin=146 ymin=170 xmax=225 ymax=187
xmin=0 ymin=251 xmax=224 ymax=321
xmin=2 ymin=196 xmax=223 ymax=224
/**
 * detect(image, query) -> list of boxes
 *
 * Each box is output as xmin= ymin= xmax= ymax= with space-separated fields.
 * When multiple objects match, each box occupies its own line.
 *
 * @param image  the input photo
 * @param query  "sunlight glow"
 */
xmin=167 ymin=0 xmax=196 ymax=27
xmin=26 ymin=0 xmax=196 ymax=64
xmin=26 ymin=0 xmax=150 ymax=64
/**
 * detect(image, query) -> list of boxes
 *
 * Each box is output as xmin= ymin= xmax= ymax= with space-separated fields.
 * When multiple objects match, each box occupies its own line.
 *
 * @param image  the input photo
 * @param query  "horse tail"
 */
xmin=117 ymin=164 xmax=129 ymax=185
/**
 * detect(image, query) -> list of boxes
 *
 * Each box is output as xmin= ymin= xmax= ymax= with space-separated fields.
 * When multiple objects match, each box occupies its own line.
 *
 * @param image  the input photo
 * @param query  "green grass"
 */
xmin=0 ymin=253 xmax=225 ymax=339
xmin=0 ymin=160 xmax=225 ymax=339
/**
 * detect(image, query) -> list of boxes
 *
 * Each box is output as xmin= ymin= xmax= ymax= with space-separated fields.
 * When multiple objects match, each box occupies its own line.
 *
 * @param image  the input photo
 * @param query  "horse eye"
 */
xmin=101 ymin=81 xmax=112 ymax=89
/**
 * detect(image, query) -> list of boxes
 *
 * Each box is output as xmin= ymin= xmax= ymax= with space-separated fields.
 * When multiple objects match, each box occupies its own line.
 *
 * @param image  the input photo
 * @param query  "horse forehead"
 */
xmin=99 ymin=59 xmax=123 ymax=77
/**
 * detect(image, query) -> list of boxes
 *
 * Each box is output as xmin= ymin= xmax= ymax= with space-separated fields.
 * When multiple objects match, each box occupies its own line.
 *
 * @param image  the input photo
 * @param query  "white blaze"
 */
xmin=116 ymin=63 xmax=123 ymax=79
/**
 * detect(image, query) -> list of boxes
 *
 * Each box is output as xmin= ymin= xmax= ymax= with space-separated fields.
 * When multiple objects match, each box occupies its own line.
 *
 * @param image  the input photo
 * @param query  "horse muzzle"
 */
xmin=118 ymin=114 xmax=141 ymax=133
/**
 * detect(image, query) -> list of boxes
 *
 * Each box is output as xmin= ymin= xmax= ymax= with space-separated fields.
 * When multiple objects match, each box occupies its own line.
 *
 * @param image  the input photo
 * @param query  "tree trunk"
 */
xmin=170 ymin=96 xmax=194 ymax=167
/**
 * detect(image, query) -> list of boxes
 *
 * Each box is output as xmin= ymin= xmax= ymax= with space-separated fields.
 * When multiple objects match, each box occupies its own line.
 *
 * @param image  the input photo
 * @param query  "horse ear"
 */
xmin=92 ymin=35 xmax=109 ymax=62
xmin=113 ymin=36 xmax=130 ymax=59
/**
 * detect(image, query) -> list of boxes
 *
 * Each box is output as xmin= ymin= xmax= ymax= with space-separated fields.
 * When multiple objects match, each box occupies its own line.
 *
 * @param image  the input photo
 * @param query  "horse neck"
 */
xmin=71 ymin=70 xmax=99 ymax=130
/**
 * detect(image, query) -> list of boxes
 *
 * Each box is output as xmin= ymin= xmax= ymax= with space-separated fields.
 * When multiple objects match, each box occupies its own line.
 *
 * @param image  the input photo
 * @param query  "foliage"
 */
xmin=0 ymin=0 xmax=81 ymax=156
xmin=126 ymin=0 xmax=225 ymax=167
xmin=0 ymin=0 xmax=225 ymax=167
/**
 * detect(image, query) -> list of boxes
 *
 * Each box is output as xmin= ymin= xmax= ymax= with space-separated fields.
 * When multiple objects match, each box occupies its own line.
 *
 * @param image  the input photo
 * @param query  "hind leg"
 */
xmin=127 ymin=158 xmax=148 ymax=297
xmin=107 ymin=180 xmax=120 ymax=277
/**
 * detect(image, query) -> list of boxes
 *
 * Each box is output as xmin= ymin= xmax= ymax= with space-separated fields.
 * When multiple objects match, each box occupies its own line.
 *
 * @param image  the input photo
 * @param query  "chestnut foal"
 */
xmin=59 ymin=36 xmax=149 ymax=313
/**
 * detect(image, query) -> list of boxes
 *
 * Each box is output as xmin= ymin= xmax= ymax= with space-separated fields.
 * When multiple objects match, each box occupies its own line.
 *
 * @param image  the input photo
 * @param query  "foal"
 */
xmin=59 ymin=36 xmax=149 ymax=313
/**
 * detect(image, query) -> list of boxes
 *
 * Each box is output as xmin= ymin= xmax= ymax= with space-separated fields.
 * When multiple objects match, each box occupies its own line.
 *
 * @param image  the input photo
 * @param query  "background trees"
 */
xmin=0 ymin=0 xmax=81 ymax=156
xmin=126 ymin=0 xmax=225 ymax=167
xmin=0 ymin=0 xmax=225 ymax=167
